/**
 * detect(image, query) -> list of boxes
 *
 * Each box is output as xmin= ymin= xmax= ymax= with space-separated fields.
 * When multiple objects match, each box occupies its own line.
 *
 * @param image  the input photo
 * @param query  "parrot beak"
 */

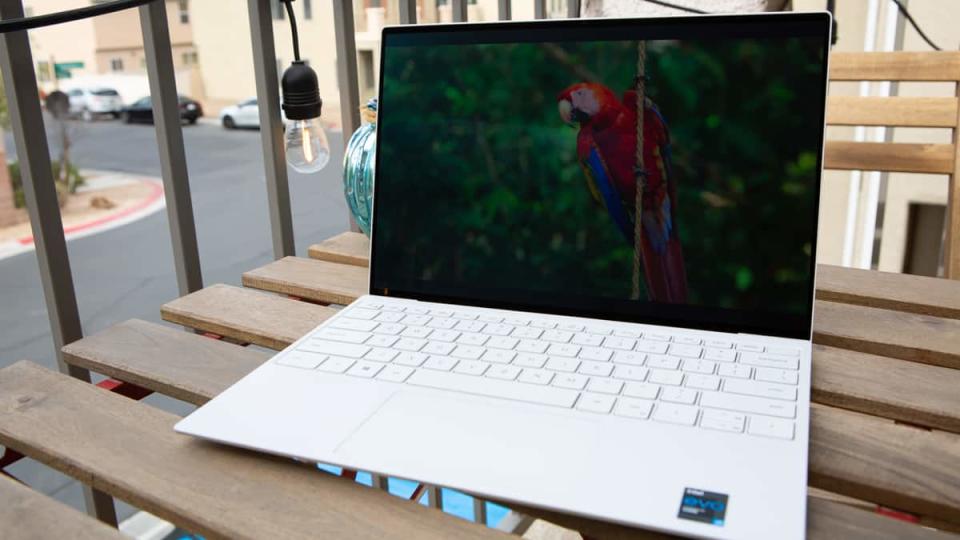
xmin=558 ymin=99 xmax=574 ymax=124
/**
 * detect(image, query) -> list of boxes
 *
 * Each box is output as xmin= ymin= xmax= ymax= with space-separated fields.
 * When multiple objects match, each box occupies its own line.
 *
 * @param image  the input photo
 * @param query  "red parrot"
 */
xmin=557 ymin=82 xmax=688 ymax=303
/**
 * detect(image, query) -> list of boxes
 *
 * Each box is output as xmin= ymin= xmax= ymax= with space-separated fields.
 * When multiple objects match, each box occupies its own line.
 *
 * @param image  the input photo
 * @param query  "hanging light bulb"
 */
xmin=281 ymin=60 xmax=330 ymax=173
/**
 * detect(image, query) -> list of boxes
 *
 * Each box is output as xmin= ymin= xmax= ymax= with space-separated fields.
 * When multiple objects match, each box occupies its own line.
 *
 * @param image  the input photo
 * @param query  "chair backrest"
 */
xmin=825 ymin=51 xmax=960 ymax=279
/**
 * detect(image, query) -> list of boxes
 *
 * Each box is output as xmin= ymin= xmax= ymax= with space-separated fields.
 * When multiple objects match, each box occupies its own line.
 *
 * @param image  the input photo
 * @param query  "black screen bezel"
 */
xmin=370 ymin=12 xmax=831 ymax=341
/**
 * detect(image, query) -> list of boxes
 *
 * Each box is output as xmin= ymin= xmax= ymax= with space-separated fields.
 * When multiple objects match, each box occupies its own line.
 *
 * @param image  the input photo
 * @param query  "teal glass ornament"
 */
xmin=342 ymin=98 xmax=377 ymax=236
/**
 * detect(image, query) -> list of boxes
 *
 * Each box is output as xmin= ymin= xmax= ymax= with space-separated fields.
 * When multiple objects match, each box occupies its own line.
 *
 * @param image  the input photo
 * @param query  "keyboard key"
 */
xmin=652 ymin=402 xmax=698 ymax=426
xmin=612 ymin=351 xmax=646 ymax=366
xmin=429 ymin=330 xmax=460 ymax=342
xmin=451 ymin=345 xmax=484 ymax=360
xmin=455 ymin=320 xmax=486 ymax=333
xmin=660 ymin=387 xmax=698 ymax=405
xmin=682 ymin=358 xmax=716 ymax=375
xmin=401 ymin=314 xmax=432 ymax=326
xmin=487 ymin=336 xmax=520 ymax=350
xmin=545 ymin=357 xmax=580 ymax=373
xmin=558 ymin=322 xmax=585 ymax=332
xmin=706 ymin=339 xmax=733 ymax=349
xmin=482 ymin=324 xmax=515 ymax=336
xmin=405 ymin=307 xmax=429 ymax=315
xmin=571 ymin=333 xmax=604 ymax=347
xmin=344 ymin=308 xmax=378 ymax=320
xmin=684 ymin=374 xmax=720 ymax=391
xmin=737 ymin=343 xmax=764 ymax=353
xmin=365 ymin=348 xmax=399 ymax=363
xmin=546 ymin=344 xmax=581 ymax=358
xmin=739 ymin=352 xmax=799 ymax=371
xmin=395 ymin=338 xmax=427 ymax=352
xmin=380 ymin=304 xmax=405 ymax=312
xmin=648 ymin=369 xmax=683 ymax=386
xmin=668 ymin=344 xmax=702 ymax=358
xmin=451 ymin=311 xmax=478 ymax=320
xmin=576 ymin=393 xmax=616 ymax=414
xmin=701 ymin=392 xmax=796 ymax=418
xmin=748 ymin=416 xmax=795 ymax=440
xmin=457 ymin=332 xmax=489 ymax=346
xmin=346 ymin=360 xmax=383 ymax=378
xmin=483 ymin=349 xmax=516 ymax=364
xmin=504 ymin=316 xmax=530 ymax=326
xmin=646 ymin=355 xmax=680 ymax=370
xmin=704 ymin=348 xmax=737 ymax=362
xmin=421 ymin=341 xmax=456 ymax=356
xmin=612 ymin=328 xmax=642 ymax=339
xmin=604 ymin=337 xmax=636 ymax=351
xmin=376 ymin=365 xmax=414 ymax=383
xmin=723 ymin=379 xmax=797 ymax=401
xmin=330 ymin=318 xmax=379 ymax=332
xmin=301 ymin=340 xmax=370 ymax=359
xmin=366 ymin=334 xmax=399 ymax=348
xmin=542 ymin=330 xmax=573 ymax=343
xmin=579 ymin=347 xmax=613 ymax=362
xmin=513 ymin=327 xmax=543 ymax=339
xmin=718 ymin=363 xmax=752 ymax=379
xmin=427 ymin=318 xmax=458 ymax=330
xmin=586 ymin=378 xmax=623 ymax=395
xmin=755 ymin=367 xmax=799 ymax=385
xmin=530 ymin=319 xmax=557 ymax=329
xmin=429 ymin=309 xmax=453 ymax=317
xmin=355 ymin=299 xmax=382 ymax=309
xmin=577 ymin=360 xmax=614 ymax=377
xmin=315 ymin=328 xmax=370 ymax=344
xmin=401 ymin=326 xmax=433 ymax=339
xmin=423 ymin=356 xmax=458 ymax=371
xmin=518 ymin=368 xmax=554 ymax=386
xmin=478 ymin=314 xmax=503 ymax=323
xmin=407 ymin=368 xmax=580 ymax=408
xmin=552 ymin=373 xmax=589 ymax=390
xmin=612 ymin=365 xmax=648 ymax=382
xmin=674 ymin=335 xmax=702 ymax=345
xmin=394 ymin=352 xmax=428 ymax=367
xmin=635 ymin=341 xmax=669 ymax=354
xmin=583 ymin=324 xmax=613 ymax=335
xmin=700 ymin=410 xmax=745 ymax=433
xmin=614 ymin=397 xmax=654 ymax=419
xmin=623 ymin=382 xmax=660 ymax=400
xmin=372 ymin=323 xmax=404 ymax=336
xmin=486 ymin=364 xmax=521 ymax=380
xmin=318 ymin=356 xmax=355 ymax=373
xmin=453 ymin=360 xmax=490 ymax=376
xmin=644 ymin=332 xmax=672 ymax=342
xmin=516 ymin=340 xmax=549 ymax=354
xmin=276 ymin=352 xmax=324 ymax=369
xmin=375 ymin=311 xmax=405 ymax=323
xmin=514 ymin=353 xmax=547 ymax=368
xmin=768 ymin=346 xmax=801 ymax=357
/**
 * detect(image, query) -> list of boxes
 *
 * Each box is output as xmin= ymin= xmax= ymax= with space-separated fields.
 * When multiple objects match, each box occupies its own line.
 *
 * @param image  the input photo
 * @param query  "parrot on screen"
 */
xmin=557 ymin=82 xmax=688 ymax=303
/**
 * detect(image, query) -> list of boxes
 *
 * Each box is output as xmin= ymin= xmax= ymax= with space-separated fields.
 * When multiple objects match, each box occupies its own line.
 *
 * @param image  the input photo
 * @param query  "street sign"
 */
xmin=54 ymin=61 xmax=83 ymax=79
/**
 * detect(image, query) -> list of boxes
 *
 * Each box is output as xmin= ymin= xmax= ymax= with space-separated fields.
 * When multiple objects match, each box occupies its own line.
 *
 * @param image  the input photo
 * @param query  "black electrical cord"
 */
xmin=281 ymin=0 xmax=301 ymax=62
xmin=0 ymin=0 xmax=157 ymax=34
xmin=889 ymin=0 xmax=942 ymax=51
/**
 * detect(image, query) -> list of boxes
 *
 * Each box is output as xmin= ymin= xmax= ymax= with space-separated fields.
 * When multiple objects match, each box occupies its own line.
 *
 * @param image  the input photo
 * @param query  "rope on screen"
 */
xmin=632 ymin=41 xmax=647 ymax=300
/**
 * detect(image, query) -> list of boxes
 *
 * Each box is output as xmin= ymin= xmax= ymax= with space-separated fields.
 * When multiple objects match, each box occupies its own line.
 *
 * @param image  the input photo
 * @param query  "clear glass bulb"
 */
xmin=285 ymin=118 xmax=330 ymax=173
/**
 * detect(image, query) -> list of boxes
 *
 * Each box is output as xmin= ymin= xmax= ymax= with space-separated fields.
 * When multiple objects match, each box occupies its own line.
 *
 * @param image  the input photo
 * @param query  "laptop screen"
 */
xmin=371 ymin=14 xmax=830 ymax=340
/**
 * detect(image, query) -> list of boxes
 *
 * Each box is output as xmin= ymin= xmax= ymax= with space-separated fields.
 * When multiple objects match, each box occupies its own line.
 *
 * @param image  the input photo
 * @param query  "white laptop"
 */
xmin=177 ymin=12 xmax=831 ymax=539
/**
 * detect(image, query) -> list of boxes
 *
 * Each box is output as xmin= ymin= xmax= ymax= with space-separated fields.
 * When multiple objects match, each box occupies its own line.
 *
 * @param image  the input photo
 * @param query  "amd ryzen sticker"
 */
xmin=678 ymin=488 xmax=728 ymax=526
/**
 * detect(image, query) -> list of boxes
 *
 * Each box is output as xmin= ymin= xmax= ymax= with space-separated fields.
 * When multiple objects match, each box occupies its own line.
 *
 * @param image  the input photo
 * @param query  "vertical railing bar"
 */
xmin=248 ymin=0 xmax=295 ymax=259
xmin=451 ymin=0 xmax=467 ymax=22
xmin=398 ymin=0 xmax=417 ymax=24
xmin=426 ymin=485 xmax=443 ymax=509
xmin=0 ymin=0 xmax=118 ymax=525
xmin=567 ymin=0 xmax=580 ymax=18
xmin=333 ymin=0 xmax=361 ymax=137
xmin=139 ymin=0 xmax=203 ymax=295
xmin=534 ymin=0 xmax=546 ymax=19
xmin=473 ymin=496 xmax=488 ymax=526
xmin=498 ymin=0 xmax=511 ymax=20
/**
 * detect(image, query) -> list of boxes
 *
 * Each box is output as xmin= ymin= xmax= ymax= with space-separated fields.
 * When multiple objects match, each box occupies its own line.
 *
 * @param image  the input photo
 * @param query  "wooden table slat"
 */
xmin=0 ymin=475 xmax=125 ymax=540
xmin=0 ymin=361 xmax=505 ymax=540
xmin=307 ymin=231 xmax=370 ymax=267
xmin=160 ymin=284 xmax=337 ymax=350
xmin=816 ymin=265 xmax=960 ymax=320
xmin=3 ymin=361 xmax=957 ymax=539
xmin=242 ymin=257 xmax=368 ymax=306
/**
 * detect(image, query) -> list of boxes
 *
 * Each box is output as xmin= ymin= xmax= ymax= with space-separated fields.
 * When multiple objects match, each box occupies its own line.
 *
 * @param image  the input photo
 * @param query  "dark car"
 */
xmin=120 ymin=95 xmax=203 ymax=125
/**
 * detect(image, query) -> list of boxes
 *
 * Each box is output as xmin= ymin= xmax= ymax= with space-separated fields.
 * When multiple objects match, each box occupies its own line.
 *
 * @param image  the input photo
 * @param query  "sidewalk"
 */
xmin=0 ymin=169 xmax=165 ymax=261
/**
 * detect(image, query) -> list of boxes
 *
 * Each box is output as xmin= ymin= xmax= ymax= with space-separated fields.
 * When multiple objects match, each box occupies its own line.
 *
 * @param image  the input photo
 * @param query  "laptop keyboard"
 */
xmin=277 ymin=298 xmax=802 ymax=441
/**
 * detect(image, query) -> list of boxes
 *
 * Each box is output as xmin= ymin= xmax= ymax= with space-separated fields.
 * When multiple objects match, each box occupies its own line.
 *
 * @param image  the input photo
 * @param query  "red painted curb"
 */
xmin=17 ymin=181 xmax=164 ymax=246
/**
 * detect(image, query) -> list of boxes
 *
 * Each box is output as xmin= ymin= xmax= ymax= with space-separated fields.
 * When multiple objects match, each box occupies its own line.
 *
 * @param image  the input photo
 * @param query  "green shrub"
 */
xmin=8 ymin=159 xmax=84 ymax=208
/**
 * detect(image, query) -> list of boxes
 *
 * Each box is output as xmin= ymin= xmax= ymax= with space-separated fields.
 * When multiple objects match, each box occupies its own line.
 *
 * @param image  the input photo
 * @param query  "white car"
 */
xmin=66 ymin=87 xmax=124 ymax=120
xmin=219 ymin=98 xmax=287 ymax=129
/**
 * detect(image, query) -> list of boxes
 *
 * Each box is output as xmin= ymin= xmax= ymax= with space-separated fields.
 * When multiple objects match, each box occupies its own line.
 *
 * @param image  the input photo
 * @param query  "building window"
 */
xmin=178 ymin=0 xmax=189 ymax=23
xmin=110 ymin=58 xmax=124 ymax=72
xmin=182 ymin=51 xmax=199 ymax=65
xmin=37 ymin=61 xmax=50 ymax=82
xmin=272 ymin=0 xmax=285 ymax=20
xmin=303 ymin=0 xmax=312 ymax=20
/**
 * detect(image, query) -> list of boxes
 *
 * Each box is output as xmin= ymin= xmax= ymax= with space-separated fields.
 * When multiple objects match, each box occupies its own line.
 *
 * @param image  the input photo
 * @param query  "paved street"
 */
xmin=0 ymin=117 xmax=349 ymax=520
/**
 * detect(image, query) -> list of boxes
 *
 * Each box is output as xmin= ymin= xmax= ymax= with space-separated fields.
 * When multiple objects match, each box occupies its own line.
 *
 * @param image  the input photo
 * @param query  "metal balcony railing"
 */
xmin=0 ymin=0 xmax=580 ymax=526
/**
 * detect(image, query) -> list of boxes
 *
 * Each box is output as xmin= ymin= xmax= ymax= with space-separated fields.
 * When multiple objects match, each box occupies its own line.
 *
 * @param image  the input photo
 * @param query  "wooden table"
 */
xmin=2 ymin=231 xmax=960 ymax=539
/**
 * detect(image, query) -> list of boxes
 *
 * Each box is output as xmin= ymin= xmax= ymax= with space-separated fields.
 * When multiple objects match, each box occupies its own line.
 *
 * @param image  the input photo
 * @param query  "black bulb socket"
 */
xmin=281 ymin=61 xmax=322 ymax=121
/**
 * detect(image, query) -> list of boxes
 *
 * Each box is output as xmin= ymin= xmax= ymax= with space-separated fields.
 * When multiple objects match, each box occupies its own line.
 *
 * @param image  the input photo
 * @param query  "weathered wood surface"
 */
xmin=307 ymin=231 xmax=370 ymax=267
xmin=242 ymin=256 xmax=368 ymax=305
xmin=826 ymin=96 xmax=959 ymax=128
xmin=823 ymin=141 xmax=955 ymax=174
xmin=0 ymin=475 xmax=126 ymax=540
xmin=816 ymin=265 xmax=960 ymax=319
xmin=829 ymin=51 xmax=960 ymax=82
xmin=0 ymin=362 xmax=507 ymax=540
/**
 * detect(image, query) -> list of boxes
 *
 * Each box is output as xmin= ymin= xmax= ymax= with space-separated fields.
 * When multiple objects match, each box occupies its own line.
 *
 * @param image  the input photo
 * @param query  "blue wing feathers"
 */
xmin=585 ymin=146 xmax=633 ymax=243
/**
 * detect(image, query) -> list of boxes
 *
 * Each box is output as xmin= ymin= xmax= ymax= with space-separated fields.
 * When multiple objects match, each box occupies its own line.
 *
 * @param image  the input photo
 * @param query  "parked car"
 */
xmin=66 ymin=87 xmax=124 ymax=120
xmin=120 ymin=95 xmax=204 ymax=125
xmin=219 ymin=98 xmax=287 ymax=129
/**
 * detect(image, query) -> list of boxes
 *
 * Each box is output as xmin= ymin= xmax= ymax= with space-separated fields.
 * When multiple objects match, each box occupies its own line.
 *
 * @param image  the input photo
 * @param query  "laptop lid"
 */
xmin=370 ymin=13 xmax=831 ymax=341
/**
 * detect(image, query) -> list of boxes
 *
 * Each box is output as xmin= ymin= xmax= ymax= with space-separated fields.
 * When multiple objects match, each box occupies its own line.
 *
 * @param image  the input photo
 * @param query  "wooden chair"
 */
xmin=825 ymin=51 xmax=960 ymax=279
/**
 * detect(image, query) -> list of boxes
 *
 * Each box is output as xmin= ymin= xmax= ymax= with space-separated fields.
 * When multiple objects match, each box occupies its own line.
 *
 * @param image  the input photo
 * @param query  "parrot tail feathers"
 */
xmin=640 ymin=236 xmax=688 ymax=304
